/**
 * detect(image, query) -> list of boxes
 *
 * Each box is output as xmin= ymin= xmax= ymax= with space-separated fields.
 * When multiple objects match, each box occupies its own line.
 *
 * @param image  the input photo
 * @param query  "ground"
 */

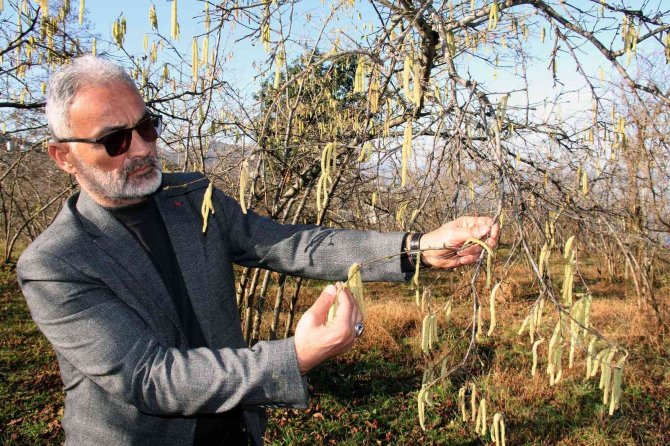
xmin=1 ymin=262 xmax=668 ymax=445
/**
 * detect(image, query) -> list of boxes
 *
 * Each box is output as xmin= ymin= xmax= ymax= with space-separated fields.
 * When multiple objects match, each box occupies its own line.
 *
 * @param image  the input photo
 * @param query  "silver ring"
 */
xmin=354 ymin=321 xmax=365 ymax=337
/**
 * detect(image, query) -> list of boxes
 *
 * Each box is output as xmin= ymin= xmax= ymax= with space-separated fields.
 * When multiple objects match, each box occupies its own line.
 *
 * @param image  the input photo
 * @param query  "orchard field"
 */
xmin=1 ymin=0 xmax=669 ymax=445
xmin=2 ymin=262 xmax=669 ymax=444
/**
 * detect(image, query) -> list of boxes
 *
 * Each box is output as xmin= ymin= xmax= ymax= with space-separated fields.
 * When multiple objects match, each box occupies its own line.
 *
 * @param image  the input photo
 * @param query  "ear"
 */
xmin=47 ymin=143 xmax=77 ymax=175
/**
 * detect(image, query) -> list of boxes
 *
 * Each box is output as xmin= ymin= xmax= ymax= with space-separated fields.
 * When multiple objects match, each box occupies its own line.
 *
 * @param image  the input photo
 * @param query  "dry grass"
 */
xmin=355 ymin=300 xmax=422 ymax=355
xmin=4 ymin=257 xmax=670 ymax=444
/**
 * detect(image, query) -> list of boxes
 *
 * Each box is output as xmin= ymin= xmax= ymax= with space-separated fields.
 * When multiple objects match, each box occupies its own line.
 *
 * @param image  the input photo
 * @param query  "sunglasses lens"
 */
xmin=101 ymin=129 xmax=132 ymax=157
xmin=136 ymin=116 xmax=161 ymax=142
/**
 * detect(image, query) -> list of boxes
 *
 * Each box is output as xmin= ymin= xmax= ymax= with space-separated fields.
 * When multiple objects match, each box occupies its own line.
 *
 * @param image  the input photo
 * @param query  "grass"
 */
xmin=1 ymin=261 xmax=669 ymax=445
xmin=0 ymin=264 xmax=63 ymax=445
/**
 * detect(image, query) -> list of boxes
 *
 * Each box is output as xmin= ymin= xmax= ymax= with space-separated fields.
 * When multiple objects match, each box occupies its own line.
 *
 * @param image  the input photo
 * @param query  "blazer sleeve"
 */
xmin=212 ymin=188 xmax=410 ymax=282
xmin=17 ymin=250 xmax=309 ymax=417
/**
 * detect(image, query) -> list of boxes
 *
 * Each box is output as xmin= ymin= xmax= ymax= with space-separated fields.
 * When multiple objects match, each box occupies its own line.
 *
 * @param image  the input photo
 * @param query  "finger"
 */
xmin=456 ymin=216 xmax=491 ymax=229
xmin=433 ymin=249 xmax=457 ymax=260
xmin=471 ymin=216 xmax=493 ymax=227
xmin=336 ymin=286 xmax=358 ymax=326
xmin=486 ymin=222 xmax=501 ymax=249
xmin=457 ymin=244 xmax=482 ymax=257
xmin=458 ymin=253 xmax=482 ymax=266
xmin=334 ymin=283 xmax=354 ymax=324
xmin=306 ymin=284 xmax=338 ymax=321
xmin=429 ymin=256 xmax=463 ymax=270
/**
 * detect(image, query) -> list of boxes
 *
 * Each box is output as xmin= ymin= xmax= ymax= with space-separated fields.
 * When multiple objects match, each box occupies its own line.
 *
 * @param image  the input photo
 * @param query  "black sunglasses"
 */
xmin=54 ymin=113 xmax=163 ymax=157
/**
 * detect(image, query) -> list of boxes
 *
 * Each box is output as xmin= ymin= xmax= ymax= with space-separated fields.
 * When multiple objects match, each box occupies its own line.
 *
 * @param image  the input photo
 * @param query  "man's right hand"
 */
xmin=293 ymin=283 xmax=362 ymax=375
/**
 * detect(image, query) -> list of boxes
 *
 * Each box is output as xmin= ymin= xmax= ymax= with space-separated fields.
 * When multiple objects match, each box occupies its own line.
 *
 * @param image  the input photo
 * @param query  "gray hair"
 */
xmin=45 ymin=56 xmax=138 ymax=139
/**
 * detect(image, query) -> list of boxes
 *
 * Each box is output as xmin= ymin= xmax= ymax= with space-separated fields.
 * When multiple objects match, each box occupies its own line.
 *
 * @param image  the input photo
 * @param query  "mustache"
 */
xmin=122 ymin=156 xmax=160 ymax=177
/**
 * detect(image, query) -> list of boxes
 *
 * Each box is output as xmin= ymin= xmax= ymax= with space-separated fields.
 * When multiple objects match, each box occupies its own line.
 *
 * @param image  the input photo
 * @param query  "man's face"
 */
xmin=56 ymin=81 xmax=162 ymax=207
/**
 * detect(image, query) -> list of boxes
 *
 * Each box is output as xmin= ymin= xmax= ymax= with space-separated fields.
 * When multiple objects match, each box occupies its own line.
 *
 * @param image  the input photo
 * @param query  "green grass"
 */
xmin=2 ymin=262 xmax=669 ymax=445
xmin=0 ymin=264 xmax=63 ymax=445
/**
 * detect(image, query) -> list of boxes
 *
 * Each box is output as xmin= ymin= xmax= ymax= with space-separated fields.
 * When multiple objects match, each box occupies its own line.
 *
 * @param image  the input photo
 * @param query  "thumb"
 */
xmin=306 ymin=284 xmax=338 ymax=318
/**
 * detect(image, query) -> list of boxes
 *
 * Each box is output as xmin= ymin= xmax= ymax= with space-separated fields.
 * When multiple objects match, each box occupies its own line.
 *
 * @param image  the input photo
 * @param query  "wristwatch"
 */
xmin=405 ymin=232 xmax=431 ymax=269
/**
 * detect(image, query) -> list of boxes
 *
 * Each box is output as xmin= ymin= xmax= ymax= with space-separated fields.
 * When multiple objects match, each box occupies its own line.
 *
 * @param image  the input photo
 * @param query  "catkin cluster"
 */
xmin=455 ymin=383 xmax=506 ymax=444
xmin=621 ymin=15 xmax=639 ymax=65
xmin=518 ymin=234 xmax=627 ymax=413
xmin=112 ymin=16 xmax=127 ymax=48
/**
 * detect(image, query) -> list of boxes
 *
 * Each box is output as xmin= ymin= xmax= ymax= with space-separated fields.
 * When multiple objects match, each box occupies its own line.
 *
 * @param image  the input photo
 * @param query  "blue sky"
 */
xmin=3 ymin=0 xmax=650 ymax=129
xmin=84 ymin=1 xmax=629 ymax=120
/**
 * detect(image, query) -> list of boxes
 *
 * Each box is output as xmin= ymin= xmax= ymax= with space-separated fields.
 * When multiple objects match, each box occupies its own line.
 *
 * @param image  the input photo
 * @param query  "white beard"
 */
xmin=73 ymin=155 xmax=162 ymax=204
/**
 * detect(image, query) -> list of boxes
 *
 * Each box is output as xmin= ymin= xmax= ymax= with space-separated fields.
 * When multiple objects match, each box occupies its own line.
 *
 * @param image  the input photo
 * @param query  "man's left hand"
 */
xmin=419 ymin=216 xmax=500 ymax=269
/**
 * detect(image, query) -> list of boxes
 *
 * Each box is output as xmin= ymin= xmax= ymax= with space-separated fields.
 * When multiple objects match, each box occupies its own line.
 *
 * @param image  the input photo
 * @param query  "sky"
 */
xmin=3 ymin=0 xmax=658 ymax=133
xmin=82 ymin=0 xmax=637 ymax=123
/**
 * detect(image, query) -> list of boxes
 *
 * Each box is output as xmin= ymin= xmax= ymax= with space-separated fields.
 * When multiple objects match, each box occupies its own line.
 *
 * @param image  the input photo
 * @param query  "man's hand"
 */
xmin=419 ymin=216 xmax=500 ymax=269
xmin=293 ymin=283 xmax=362 ymax=375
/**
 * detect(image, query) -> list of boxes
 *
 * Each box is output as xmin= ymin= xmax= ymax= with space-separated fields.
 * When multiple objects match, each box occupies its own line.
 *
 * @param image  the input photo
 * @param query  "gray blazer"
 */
xmin=17 ymin=172 xmax=406 ymax=445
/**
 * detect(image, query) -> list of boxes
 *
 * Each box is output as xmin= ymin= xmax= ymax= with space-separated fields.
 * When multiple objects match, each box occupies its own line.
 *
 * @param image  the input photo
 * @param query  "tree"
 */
xmin=1 ymin=0 xmax=668 ymax=436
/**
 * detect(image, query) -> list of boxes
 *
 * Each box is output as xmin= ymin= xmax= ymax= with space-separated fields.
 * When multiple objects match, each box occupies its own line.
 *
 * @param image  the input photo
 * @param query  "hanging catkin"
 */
xmin=547 ymin=316 xmax=562 ymax=385
xmin=488 ymin=1 xmax=499 ymax=30
xmin=531 ymin=338 xmax=544 ymax=376
xmin=609 ymin=355 xmax=627 ymax=415
xmin=149 ymin=3 xmax=158 ymax=30
xmin=412 ymin=61 xmax=422 ymax=107
xmin=491 ymin=413 xmax=506 ymax=446
xmin=413 ymin=252 xmax=421 ymax=306
xmin=417 ymin=386 xmax=427 ymax=430
xmin=585 ymin=336 xmax=597 ymax=378
xmin=487 ymin=282 xmax=500 ymax=336
xmin=201 ymin=180 xmax=215 ymax=233
xmin=347 ymin=263 xmax=365 ymax=316
xmin=239 ymin=160 xmax=249 ymax=214
xmin=171 ymin=0 xmax=179 ymax=40
xmin=353 ymin=55 xmax=367 ymax=93
xmin=191 ymin=38 xmax=199 ymax=82
xmin=273 ymin=49 xmax=285 ymax=89
xmin=458 ymin=386 xmax=467 ymax=421
xmin=600 ymin=348 xmax=617 ymax=404
xmin=464 ymin=237 xmax=493 ymax=289
xmin=470 ymin=383 xmax=477 ymax=422
xmin=317 ymin=143 xmax=336 ymax=212
xmin=403 ymin=55 xmax=412 ymax=98
xmin=401 ymin=119 xmax=413 ymax=186
xmin=421 ymin=314 xmax=431 ymax=354
xmin=479 ymin=398 xmax=487 ymax=435
xmin=369 ymin=77 xmax=380 ymax=113
xmin=538 ymin=242 xmax=549 ymax=276
xmin=201 ymin=36 xmax=209 ymax=66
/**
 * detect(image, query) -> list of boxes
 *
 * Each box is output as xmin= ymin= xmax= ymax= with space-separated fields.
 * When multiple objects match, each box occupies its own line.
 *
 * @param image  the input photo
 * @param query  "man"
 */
xmin=17 ymin=56 xmax=498 ymax=446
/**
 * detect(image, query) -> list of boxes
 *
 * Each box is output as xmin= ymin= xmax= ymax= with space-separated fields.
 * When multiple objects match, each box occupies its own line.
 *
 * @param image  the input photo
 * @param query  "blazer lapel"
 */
xmin=154 ymin=190 xmax=217 ymax=346
xmin=76 ymin=191 xmax=187 ymax=344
